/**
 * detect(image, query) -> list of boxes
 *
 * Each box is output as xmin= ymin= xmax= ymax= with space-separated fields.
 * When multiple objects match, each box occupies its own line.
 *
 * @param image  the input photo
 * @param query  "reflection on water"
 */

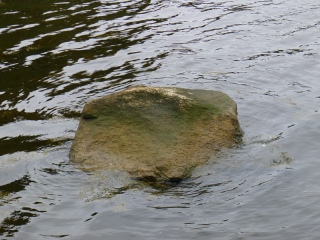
xmin=1 ymin=0 xmax=320 ymax=239
xmin=1 ymin=210 xmax=38 ymax=238
xmin=0 ymin=175 xmax=33 ymax=196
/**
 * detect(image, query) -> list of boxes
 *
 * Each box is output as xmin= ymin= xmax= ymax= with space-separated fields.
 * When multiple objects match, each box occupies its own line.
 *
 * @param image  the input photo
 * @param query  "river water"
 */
xmin=1 ymin=0 xmax=320 ymax=239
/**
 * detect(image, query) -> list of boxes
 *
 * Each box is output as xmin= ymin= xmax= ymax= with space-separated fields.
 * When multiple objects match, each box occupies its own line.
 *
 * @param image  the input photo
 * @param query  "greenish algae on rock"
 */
xmin=69 ymin=86 xmax=243 ymax=182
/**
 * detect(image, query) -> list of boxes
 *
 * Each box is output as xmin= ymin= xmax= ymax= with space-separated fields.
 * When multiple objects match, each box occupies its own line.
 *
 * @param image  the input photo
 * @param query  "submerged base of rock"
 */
xmin=69 ymin=86 xmax=242 ymax=182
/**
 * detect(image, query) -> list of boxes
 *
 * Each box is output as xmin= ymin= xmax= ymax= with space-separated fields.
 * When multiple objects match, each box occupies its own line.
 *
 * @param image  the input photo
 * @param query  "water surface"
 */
xmin=1 ymin=0 xmax=320 ymax=239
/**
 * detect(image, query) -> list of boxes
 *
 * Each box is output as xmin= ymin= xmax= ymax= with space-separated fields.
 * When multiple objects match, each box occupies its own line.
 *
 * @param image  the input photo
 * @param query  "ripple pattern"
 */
xmin=1 ymin=0 xmax=320 ymax=239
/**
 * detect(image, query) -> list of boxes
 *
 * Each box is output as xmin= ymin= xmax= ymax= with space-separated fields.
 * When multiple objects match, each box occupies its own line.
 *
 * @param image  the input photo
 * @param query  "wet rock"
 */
xmin=69 ymin=86 xmax=242 ymax=182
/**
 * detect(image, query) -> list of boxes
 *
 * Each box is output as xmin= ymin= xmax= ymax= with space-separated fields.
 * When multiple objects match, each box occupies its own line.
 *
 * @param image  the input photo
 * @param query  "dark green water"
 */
xmin=1 ymin=0 xmax=320 ymax=239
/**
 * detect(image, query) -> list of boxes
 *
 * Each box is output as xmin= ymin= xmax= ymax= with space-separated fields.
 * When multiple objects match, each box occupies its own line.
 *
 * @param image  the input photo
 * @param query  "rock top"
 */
xmin=70 ymin=86 xmax=242 ymax=182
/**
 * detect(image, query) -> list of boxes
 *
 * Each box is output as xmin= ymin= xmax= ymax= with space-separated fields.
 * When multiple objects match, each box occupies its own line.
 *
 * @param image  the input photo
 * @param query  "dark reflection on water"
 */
xmin=0 ymin=210 xmax=38 ymax=238
xmin=0 ymin=0 xmax=166 ymax=115
xmin=1 ymin=0 xmax=320 ymax=239
xmin=0 ymin=175 xmax=37 ymax=238
xmin=0 ymin=175 xmax=32 ymax=195
xmin=0 ymin=109 xmax=48 ymax=126
xmin=0 ymin=135 xmax=70 ymax=155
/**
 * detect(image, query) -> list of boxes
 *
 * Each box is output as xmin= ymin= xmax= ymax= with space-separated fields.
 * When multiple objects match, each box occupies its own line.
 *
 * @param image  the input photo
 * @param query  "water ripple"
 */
xmin=1 ymin=0 xmax=320 ymax=239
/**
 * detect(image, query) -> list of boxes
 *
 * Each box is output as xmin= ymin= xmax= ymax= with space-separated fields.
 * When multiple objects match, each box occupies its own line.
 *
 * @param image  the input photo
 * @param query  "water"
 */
xmin=1 ymin=0 xmax=320 ymax=239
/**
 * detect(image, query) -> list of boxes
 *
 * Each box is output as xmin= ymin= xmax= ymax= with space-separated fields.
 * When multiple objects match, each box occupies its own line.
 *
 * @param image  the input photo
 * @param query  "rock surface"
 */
xmin=69 ymin=86 xmax=242 ymax=182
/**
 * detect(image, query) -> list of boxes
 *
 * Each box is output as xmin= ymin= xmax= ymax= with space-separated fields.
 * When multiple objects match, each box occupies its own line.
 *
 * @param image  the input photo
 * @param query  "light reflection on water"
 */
xmin=1 ymin=0 xmax=320 ymax=239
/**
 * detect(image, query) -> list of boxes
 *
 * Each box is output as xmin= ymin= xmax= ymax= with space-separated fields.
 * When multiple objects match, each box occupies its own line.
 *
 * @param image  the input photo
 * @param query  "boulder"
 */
xmin=69 ymin=86 xmax=242 ymax=182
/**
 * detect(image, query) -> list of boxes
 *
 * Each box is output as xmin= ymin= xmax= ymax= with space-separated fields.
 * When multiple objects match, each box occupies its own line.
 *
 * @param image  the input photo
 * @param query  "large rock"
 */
xmin=70 ymin=86 xmax=242 ymax=182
